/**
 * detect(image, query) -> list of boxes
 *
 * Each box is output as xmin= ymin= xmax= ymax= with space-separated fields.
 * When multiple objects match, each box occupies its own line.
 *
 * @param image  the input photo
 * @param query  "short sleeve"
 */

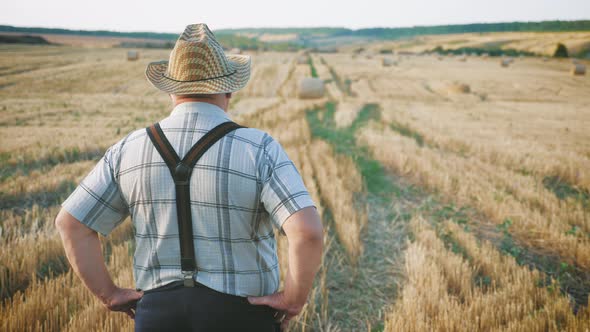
xmin=61 ymin=146 xmax=129 ymax=236
xmin=259 ymin=136 xmax=316 ymax=232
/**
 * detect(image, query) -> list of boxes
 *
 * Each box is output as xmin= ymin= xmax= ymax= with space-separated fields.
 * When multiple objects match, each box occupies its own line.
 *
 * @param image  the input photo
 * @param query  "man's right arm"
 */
xmin=248 ymin=206 xmax=323 ymax=329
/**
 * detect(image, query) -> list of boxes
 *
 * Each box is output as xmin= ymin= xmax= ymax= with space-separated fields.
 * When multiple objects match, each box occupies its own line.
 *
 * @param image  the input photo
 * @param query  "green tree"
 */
xmin=553 ymin=43 xmax=569 ymax=58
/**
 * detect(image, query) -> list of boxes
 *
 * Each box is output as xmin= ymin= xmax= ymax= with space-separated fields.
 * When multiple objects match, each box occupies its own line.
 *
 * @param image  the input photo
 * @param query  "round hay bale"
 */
xmin=298 ymin=78 xmax=325 ymax=99
xmin=229 ymin=48 xmax=242 ymax=54
xmin=542 ymin=57 xmax=549 ymax=62
xmin=127 ymin=50 xmax=139 ymax=61
xmin=458 ymin=56 xmax=467 ymax=62
xmin=500 ymin=58 xmax=512 ymax=67
xmin=446 ymin=82 xmax=471 ymax=94
xmin=382 ymin=57 xmax=396 ymax=67
xmin=571 ymin=64 xmax=586 ymax=76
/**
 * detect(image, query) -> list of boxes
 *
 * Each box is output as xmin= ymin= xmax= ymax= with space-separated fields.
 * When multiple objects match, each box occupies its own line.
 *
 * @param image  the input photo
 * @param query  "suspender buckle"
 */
xmin=183 ymin=271 xmax=195 ymax=287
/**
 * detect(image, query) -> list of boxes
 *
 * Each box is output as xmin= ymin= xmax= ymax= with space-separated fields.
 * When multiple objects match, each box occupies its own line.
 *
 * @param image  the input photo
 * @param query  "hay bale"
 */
xmin=500 ymin=58 xmax=512 ymax=67
xmin=446 ymin=82 xmax=471 ymax=94
xmin=127 ymin=50 xmax=139 ymax=61
xmin=298 ymin=78 xmax=325 ymax=99
xmin=458 ymin=56 xmax=467 ymax=62
xmin=297 ymin=55 xmax=309 ymax=65
xmin=229 ymin=48 xmax=242 ymax=54
xmin=571 ymin=64 xmax=586 ymax=76
xmin=382 ymin=57 xmax=396 ymax=67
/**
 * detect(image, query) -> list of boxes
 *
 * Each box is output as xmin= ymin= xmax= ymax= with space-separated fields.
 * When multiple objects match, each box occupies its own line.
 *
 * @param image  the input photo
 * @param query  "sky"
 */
xmin=2 ymin=0 xmax=589 ymax=33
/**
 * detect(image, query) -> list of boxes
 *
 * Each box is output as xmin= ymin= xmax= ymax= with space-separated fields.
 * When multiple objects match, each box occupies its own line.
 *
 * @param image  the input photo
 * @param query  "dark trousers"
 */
xmin=135 ymin=281 xmax=280 ymax=332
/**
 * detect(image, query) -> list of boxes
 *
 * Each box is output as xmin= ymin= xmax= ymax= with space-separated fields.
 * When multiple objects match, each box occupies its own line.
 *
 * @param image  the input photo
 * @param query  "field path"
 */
xmin=324 ymin=183 xmax=414 ymax=331
xmin=305 ymin=102 xmax=428 ymax=330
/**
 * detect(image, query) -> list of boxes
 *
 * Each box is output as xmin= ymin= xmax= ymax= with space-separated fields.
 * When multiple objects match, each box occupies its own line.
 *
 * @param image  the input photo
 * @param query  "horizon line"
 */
xmin=2 ymin=18 xmax=589 ymax=35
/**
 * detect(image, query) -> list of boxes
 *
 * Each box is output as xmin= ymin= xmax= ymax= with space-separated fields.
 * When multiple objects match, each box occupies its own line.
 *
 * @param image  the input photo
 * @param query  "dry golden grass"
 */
xmin=357 ymin=124 xmax=590 ymax=269
xmin=309 ymin=140 xmax=367 ymax=264
xmin=237 ymin=52 xmax=296 ymax=98
xmin=385 ymin=216 xmax=590 ymax=331
xmin=333 ymin=100 xmax=363 ymax=128
xmin=1 ymin=241 xmax=134 ymax=332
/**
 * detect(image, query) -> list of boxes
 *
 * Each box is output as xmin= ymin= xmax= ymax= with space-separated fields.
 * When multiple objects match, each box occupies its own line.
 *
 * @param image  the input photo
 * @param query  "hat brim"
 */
xmin=145 ymin=54 xmax=251 ymax=94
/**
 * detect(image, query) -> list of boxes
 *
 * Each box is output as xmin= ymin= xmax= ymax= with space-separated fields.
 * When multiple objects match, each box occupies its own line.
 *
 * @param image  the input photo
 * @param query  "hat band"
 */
xmin=163 ymin=70 xmax=237 ymax=83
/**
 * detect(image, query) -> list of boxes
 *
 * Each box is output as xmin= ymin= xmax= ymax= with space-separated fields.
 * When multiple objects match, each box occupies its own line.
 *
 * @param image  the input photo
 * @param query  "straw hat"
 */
xmin=146 ymin=24 xmax=251 ymax=94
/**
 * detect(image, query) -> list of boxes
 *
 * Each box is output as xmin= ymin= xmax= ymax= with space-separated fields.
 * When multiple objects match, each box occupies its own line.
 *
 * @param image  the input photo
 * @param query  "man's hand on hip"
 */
xmin=103 ymin=286 xmax=144 ymax=319
xmin=248 ymin=291 xmax=303 ymax=330
xmin=56 ymin=209 xmax=143 ymax=320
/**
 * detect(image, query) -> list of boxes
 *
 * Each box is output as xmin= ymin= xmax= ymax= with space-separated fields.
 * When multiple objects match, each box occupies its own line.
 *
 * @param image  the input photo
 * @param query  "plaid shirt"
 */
xmin=62 ymin=102 xmax=315 ymax=297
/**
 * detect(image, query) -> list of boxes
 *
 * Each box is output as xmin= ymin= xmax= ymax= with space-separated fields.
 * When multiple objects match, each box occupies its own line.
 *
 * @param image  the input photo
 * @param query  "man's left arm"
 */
xmin=55 ymin=209 xmax=142 ymax=318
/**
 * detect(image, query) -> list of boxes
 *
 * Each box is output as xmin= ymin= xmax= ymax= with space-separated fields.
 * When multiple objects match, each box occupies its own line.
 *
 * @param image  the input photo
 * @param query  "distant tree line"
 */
xmin=335 ymin=20 xmax=590 ymax=39
xmin=430 ymin=45 xmax=537 ymax=57
xmin=0 ymin=34 xmax=50 ymax=45
xmin=216 ymin=27 xmax=350 ymax=37
xmin=2 ymin=20 xmax=589 ymax=49
xmin=218 ymin=21 xmax=590 ymax=39
xmin=429 ymin=42 xmax=587 ymax=58
xmin=0 ymin=25 xmax=179 ymax=40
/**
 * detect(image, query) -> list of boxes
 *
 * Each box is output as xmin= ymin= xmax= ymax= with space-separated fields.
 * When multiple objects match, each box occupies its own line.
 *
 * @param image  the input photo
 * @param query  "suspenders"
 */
xmin=145 ymin=121 xmax=243 ymax=287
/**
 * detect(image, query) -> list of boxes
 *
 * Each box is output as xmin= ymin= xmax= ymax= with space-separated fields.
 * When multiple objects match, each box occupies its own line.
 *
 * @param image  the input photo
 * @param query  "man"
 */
xmin=55 ymin=23 xmax=323 ymax=331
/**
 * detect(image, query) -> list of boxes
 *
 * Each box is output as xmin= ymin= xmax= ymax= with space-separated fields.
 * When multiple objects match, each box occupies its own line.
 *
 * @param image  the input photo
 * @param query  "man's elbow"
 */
xmin=302 ymin=219 xmax=323 ymax=244
xmin=284 ymin=207 xmax=324 ymax=245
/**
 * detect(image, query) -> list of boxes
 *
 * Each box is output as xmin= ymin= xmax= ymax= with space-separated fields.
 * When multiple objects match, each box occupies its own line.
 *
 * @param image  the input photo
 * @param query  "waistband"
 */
xmin=142 ymin=280 xmax=206 ymax=294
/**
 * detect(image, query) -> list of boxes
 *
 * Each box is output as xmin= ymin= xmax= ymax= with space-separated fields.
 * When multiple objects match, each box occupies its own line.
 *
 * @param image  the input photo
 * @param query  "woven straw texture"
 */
xmin=146 ymin=24 xmax=251 ymax=94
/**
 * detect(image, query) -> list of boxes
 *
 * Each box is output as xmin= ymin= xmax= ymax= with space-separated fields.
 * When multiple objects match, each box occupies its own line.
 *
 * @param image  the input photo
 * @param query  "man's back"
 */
xmin=63 ymin=101 xmax=314 ymax=297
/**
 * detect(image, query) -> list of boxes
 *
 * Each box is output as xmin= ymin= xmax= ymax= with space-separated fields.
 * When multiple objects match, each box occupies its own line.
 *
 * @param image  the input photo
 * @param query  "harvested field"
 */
xmin=1 ymin=31 xmax=590 ymax=331
xmin=361 ymin=31 xmax=590 ymax=57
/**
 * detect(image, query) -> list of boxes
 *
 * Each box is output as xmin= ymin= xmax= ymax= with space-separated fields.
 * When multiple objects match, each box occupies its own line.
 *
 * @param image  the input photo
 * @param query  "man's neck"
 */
xmin=172 ymin=95 xmax=228 ymax=112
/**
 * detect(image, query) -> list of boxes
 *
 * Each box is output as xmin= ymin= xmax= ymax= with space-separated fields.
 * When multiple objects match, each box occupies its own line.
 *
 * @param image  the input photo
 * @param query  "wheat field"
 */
xmin=1 ymin=35 xmax=589 ymax=331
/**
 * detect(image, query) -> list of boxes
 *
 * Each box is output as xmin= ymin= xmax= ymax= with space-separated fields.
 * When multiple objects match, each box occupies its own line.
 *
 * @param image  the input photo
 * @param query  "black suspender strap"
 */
xmin=146 ymin=121 xmax=243 ymax=287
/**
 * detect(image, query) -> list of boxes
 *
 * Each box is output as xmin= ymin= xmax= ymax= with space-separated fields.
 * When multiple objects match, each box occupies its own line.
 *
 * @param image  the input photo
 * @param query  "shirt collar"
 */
xmin=170 ymin=102 xmax=231 ymax=121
